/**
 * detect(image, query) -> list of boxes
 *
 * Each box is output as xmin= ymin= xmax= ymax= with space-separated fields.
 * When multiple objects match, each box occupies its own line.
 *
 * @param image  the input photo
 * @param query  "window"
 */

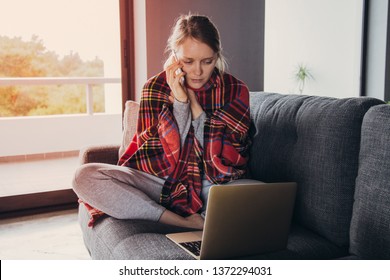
xmin=0 ymin=0 xmax=125 ymax=213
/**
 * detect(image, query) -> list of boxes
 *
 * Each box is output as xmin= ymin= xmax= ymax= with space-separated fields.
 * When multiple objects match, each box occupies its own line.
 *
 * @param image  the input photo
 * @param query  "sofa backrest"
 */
xmin=248 ymin=92 xmax=384 ymax=247
xmin=349 ymin=104 xmax=390 ymax=259
xmin=119 ymin=100 xmax=140 ymax=158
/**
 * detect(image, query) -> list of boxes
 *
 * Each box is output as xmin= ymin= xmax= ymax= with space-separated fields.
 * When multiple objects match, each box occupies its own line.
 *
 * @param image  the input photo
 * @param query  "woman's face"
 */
xmin=176 ymin=37 xmax=217 ymax=89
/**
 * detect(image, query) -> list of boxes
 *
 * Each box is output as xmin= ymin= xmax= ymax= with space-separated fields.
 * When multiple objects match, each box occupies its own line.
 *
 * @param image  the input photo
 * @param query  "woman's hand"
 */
xmin=187 ymin=88 xmax=204 ymax=120
xmin=165 ymin=60 xmax=188 ymax=103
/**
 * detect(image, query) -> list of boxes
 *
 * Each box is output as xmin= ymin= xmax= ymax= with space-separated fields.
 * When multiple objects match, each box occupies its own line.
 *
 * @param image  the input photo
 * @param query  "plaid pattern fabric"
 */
xmin=119 ymin=69 xmax=251 ymax=216
xmin=78 ymin=199 xmax=105 ymax=227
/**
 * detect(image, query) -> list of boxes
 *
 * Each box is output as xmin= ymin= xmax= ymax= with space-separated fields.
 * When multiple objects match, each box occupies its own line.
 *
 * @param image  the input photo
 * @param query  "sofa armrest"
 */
xmin=79 ymin=145 xmax=120 ymax=165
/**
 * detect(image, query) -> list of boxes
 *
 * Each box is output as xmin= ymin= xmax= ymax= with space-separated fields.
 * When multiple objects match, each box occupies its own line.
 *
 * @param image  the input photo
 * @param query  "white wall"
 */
xmin=264 ymin=0 xmax=364 ymax=98
xmin=0 ymin=114 xmax=122 ymax=157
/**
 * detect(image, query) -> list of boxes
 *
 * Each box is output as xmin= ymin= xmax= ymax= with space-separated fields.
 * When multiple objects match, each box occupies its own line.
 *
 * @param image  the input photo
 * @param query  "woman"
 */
xmin=73 ymin=14 xmax=251 ymax=230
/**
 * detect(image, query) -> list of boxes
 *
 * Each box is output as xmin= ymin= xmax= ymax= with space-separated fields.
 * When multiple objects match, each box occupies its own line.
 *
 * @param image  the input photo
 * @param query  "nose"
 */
xmin=194 ymin=63 xmax=203 ymax=76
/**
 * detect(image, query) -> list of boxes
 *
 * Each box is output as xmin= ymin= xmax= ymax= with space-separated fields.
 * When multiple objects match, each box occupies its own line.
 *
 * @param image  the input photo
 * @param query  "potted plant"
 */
xmin=295 ymin=64 xmax=314 ymax=94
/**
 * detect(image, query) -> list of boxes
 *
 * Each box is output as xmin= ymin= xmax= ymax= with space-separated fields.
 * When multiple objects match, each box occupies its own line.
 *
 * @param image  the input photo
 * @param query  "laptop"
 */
xmin=166 ymin=182 xmax=297 ymax=260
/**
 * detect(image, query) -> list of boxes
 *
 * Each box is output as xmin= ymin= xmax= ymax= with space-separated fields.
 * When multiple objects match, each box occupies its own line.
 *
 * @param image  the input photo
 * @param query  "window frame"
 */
xmin=0 ymin=0 xmax=135 ymax=217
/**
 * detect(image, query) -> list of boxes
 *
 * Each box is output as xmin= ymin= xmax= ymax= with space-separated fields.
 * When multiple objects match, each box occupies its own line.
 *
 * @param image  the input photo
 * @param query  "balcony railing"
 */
xmin=0 ymin=77 xmax=123 ymax=157
xmin=0 ymin=77 xmax=121 ymax=115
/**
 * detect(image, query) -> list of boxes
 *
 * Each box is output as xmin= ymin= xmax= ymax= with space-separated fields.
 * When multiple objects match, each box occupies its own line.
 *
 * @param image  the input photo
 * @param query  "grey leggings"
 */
xmin=73 ymin=163 xmax=167 ymax=222
xmin=73 ymin=162 xmax=258 ymax=222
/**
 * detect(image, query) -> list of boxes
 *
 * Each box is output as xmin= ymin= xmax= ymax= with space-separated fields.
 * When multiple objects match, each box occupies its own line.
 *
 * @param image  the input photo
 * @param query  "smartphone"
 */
xmin=172 ymin=50 xmax=185 ymax=85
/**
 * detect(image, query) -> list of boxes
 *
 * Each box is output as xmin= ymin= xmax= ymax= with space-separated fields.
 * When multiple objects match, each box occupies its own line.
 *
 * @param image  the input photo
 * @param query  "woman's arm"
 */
xmin=187 ymin=88 xmax=204 ymax=120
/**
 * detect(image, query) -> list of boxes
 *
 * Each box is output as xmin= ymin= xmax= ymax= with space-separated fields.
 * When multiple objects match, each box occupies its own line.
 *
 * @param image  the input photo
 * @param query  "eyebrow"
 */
xmin=182 ymin=56 xmax=215 ymax=61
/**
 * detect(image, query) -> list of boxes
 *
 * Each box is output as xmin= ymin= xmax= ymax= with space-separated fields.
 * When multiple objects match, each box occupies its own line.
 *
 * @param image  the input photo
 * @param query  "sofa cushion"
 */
xmin=118 ymin=101 xmax=140 ymax=158
xmin=350 ymin=104 xmax=390 ymax=259
xmin=248 ymin=92 xmax=384 ymax=247
xmin=79 ymin=204 xmax=193 ymax=260
xmin=247 ymin=225 xmax=348 ymax=260
xmin=79 ymin=203 xmax=346 ymax=260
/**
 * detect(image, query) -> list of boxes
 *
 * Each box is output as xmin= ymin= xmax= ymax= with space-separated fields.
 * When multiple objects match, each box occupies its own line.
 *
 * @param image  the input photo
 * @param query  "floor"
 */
xmin=0 ymin=156 xmax=91 ymax=259
xmin=0 ymin=208 xmax=90 ymax=259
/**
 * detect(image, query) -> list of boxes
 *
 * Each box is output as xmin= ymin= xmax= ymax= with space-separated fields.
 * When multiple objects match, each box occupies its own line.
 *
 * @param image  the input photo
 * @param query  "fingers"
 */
xmin=165 ymin=60 xmax=188 ymax=103
xmin=176 ymin=71 xmax=186 ymax=85
xmin=187 ymin=88 xmax=195 ymax=97
xmin=166 ymin=61 xmax=184 ymax=85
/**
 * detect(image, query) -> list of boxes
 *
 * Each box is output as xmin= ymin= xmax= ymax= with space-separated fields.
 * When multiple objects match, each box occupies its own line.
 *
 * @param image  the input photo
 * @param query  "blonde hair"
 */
xmin=164 ymin=14 xmax=227 ymax=73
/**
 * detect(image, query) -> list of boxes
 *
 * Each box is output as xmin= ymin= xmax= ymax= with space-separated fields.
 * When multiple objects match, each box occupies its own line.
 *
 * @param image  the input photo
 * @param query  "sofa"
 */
xmin=77 ymin=92 xmax=390 ymax=259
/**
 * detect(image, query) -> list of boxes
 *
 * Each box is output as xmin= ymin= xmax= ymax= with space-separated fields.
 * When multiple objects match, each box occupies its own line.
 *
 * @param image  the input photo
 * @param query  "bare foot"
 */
xmin=185 ymin=213 xmax=204 ymax=230
xmin=158 ymin=210 xmax=204 ymax=229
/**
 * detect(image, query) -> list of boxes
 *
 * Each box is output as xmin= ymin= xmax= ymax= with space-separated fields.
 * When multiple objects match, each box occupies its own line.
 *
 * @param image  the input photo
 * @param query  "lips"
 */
xmin=188 ymin=79 xmax=205 ymax=89
xmin=190 ymin=78 xmax=204 ymax=84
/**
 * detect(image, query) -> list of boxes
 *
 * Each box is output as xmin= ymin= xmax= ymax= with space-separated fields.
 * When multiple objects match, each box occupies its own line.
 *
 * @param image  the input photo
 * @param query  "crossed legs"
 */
xmin=73 ymin=163 xmax=203 ymax=229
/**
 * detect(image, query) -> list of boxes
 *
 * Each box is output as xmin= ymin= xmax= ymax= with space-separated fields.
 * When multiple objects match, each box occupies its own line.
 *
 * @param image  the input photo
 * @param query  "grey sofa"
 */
xmin=78 ymin=92 xmax=390 ymax=259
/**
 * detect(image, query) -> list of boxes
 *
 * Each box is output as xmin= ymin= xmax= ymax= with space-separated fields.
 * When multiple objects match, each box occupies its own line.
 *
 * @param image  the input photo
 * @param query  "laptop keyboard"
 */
xmin=179 ymin=241 xmax=202 ymax=256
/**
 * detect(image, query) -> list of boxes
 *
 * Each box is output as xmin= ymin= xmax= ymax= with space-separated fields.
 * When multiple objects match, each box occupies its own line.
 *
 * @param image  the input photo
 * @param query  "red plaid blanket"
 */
xmin=118 ymin=69 xmax=251 ymax=216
